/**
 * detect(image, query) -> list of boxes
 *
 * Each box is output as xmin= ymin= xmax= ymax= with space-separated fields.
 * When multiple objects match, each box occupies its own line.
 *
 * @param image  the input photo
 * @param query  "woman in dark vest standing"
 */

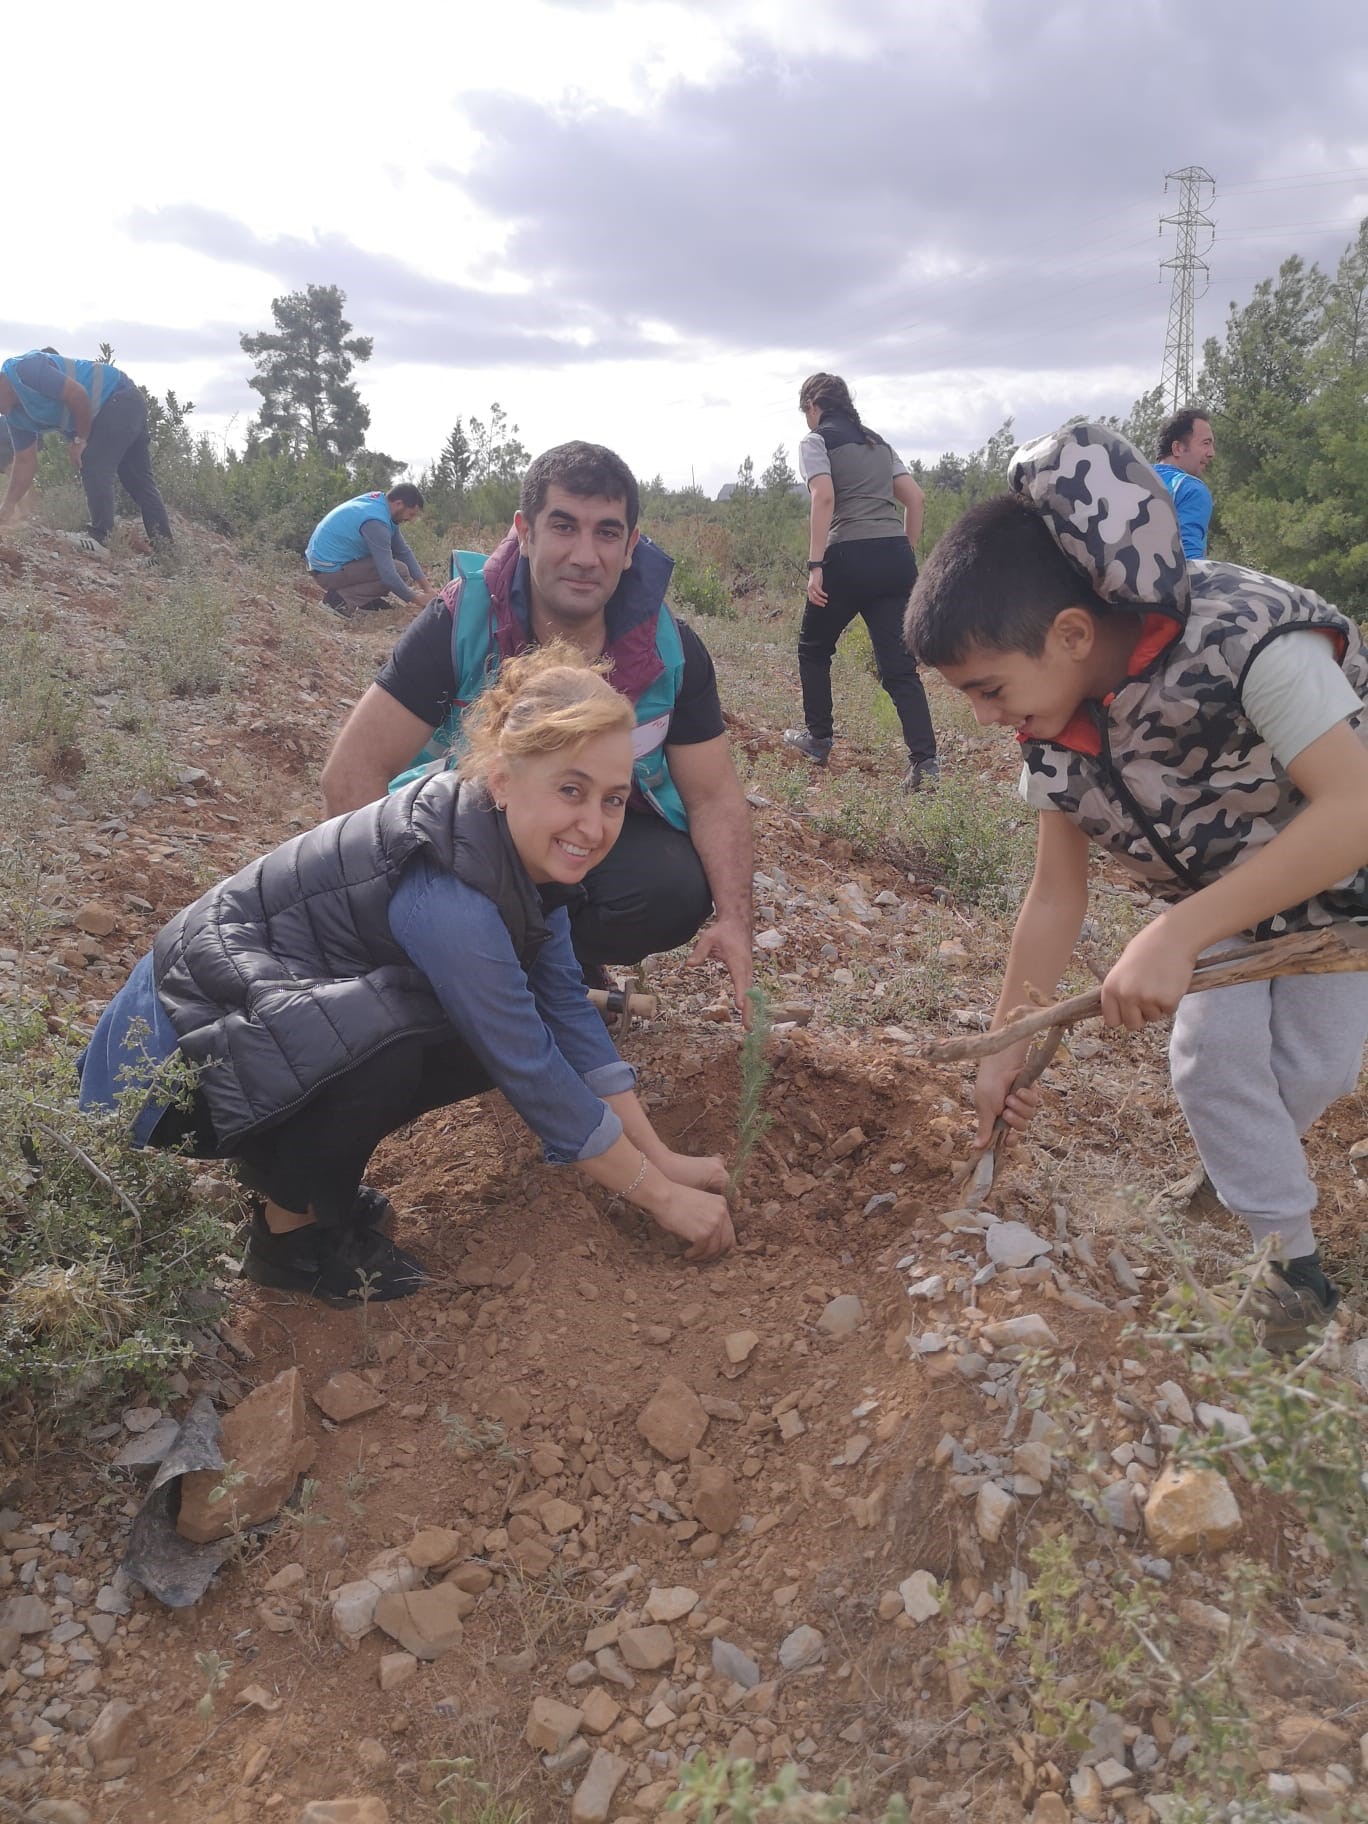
xmin=783 ymin=373 xmax=939 ymax=790
xmin=78 ymin=646 xmax=735 ymax=1304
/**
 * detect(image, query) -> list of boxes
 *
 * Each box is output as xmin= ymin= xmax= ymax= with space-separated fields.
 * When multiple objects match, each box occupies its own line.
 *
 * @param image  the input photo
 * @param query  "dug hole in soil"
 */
xmin=4 ymin=522 xmax=1368 ymax=1824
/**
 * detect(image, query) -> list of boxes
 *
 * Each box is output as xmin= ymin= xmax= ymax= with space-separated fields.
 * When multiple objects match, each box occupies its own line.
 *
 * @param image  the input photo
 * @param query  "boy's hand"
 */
xmin=1101 ymin=920 xmax=1199 ymax=1030
xmin=973 ymin=1042 xmax=1037 ymax=1148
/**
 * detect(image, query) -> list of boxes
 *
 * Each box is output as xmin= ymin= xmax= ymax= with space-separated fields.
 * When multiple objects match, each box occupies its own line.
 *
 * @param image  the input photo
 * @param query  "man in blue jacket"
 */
xmin=0 ymin=348 xmax=172 ymax=545
xmin=305 ymin=483 xmax=430 ymax=615
xmin=1153 ymin=408 xmax=1215 ymax=561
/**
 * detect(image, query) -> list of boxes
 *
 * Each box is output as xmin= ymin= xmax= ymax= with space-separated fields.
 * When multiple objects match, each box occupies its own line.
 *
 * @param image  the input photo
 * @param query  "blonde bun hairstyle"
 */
xmin=458 ymin=640 xmax=635 ymax=790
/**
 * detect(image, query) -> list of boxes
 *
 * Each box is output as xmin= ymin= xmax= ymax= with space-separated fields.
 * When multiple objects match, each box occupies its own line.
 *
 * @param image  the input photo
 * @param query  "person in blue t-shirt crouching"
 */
xmin=0 ymin=348 xmax=172 ymax=545
xmin=305 ymin=482 xmax=431 ymax=616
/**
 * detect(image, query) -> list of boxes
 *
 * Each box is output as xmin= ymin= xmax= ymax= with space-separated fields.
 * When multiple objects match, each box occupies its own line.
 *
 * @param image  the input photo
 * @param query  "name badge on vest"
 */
xmin=632 ymin=713 xmax=671 ymax=758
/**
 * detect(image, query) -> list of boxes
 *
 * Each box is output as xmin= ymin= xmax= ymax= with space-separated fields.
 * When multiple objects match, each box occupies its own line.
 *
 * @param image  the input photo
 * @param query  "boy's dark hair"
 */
xmin=520 ymin=441 xmax=640 ymax=532
xmin=387 ymin=482 xmax=425 ymax=510
xmin=905 ymin=494 xmax=1110 ymax=667
xmin=1155 ymin=407 xmax=1210 ymax=459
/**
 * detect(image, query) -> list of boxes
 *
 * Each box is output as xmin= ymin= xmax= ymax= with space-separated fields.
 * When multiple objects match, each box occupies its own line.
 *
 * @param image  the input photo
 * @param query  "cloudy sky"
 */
xmin=8 ymin=0 xmax=1368 ymax=492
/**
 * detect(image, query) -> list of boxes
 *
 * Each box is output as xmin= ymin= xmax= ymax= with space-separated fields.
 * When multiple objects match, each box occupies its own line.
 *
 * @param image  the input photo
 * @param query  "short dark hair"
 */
xmin=905 ymin=495 xmax=1110 ymax=668
xmin=520 ymin=441 xmax=640 ymax=533
xmin=387 ymin=483 xmax=424 ymax=510
xmin=1155 ymin=407 xmax=1210 ymax=459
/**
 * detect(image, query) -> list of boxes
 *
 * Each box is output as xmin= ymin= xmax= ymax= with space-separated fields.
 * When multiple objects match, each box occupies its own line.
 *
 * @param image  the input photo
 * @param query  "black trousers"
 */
xmin=797 ymin=536 xmax=936 ymax=762
xmin=572 ymin=807 xmax=713 ymax=969
xmin=155 ymin=1035 xmax=492 ymax=1226
xmin=82 ymin=388 xmax=172 ymax=544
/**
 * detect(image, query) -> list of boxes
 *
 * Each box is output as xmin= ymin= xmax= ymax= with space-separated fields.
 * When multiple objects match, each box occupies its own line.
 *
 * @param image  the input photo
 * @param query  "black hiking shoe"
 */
xmin=782 ymin=728 xmax=833 ymax=765
xmin=350 ymin=1185 xmax=397 ymax=1237
xmin=902 ymin=757 xmax=941 ymax=793
xmin=321 ymin=589 xmax=353 ymax=618
xmin=241 ymin=1211 xmax=426 ymax=1305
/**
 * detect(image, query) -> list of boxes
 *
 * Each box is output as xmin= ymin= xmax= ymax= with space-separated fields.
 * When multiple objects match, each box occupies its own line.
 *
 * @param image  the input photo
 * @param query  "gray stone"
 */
xmin=1100 ymin=1481 xmax=1142 ymax=1532
xmin=711 ymin=1638 xmax=761 ymax=1688
xmin=0 ymin=1597 xmax=51 ymax=1636
xmin=778 ymin=1625 xmax=825 ymax=1671
xmin=816 ymin=1295 xmax=865 ymax=1337
xmin=985 ymin=1221 xmax=1052 ymax=1269
xmin=112 ymin=1419 xmax=181 ymax=1469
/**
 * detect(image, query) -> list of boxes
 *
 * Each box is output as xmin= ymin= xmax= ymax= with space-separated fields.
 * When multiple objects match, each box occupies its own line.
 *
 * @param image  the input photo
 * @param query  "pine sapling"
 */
xmin=728 ymin=986 xmax=773 ymax=1198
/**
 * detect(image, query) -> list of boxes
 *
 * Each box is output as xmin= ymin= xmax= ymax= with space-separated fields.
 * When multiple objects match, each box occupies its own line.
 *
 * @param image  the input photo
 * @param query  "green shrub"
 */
xmin=0 ymin=1004 xmax=234 ymax=1413
xmin=131 ymin=575 xmax=231 ymax=698
xmin=670 ymin=551 xmax=734 ymax=620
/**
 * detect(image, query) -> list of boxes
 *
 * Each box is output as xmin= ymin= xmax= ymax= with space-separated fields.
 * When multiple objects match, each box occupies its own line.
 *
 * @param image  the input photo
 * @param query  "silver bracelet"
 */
xmin=625 ymin=1152 xmax=649 ymax=1199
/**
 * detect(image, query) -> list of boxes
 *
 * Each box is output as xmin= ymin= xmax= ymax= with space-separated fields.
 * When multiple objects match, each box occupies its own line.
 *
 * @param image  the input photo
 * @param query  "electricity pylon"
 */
xmin=1159 ymin=166 xmax=1216 ymax=412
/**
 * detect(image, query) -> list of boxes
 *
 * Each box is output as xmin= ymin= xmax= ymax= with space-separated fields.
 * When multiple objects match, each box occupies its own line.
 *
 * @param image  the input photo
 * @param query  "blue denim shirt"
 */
xmin=386 ymin=855 xmax=634 ymax=1162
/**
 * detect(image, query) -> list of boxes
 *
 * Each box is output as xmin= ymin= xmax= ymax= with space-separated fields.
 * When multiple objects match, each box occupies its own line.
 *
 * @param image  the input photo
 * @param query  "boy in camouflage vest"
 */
xmin=906 ymin=422 xmax=1368 ymax=1351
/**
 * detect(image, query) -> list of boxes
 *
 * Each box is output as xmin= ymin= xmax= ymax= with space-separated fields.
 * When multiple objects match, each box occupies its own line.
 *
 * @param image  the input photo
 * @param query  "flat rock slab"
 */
xmin=298 ymin=1804 xmax=390 ymax=1824
xmin=571 ymin=1748 xmax=629 ymax=1824
xmin=312 ymin=1372 xmax=387 ymax=1424
xmin=177 ymin=1369 xmax=313 ymax=1544
xmin=985 ymin=1221 xmax=1052 ymax=1269
xmin=374 ymin=1583 xmax=471 ymax=1659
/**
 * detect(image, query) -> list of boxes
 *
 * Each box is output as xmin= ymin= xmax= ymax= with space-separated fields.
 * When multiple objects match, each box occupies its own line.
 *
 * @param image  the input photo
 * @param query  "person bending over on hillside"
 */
xmin=906 ymin=421 xmax=1368 ymax=1354
xmin=305 ymin=482 xmax=431 ymax=615
xmin=78 ymin=645 xmax=737 ymax=1305
xmin=783 ymin=373 xmax=939 ymax=791
xmin=1152 ymin=407 xmax=1216 ymax=561
xmin=321 ymin=440 xmax=755 ymax=1014
xmin=0 ymin=347 xmax=172 ymax=546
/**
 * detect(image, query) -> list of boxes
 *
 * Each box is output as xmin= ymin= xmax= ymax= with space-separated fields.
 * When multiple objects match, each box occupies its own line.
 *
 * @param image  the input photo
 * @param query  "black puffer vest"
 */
xmin=153 ymin=774 xmax=557 ymax=1145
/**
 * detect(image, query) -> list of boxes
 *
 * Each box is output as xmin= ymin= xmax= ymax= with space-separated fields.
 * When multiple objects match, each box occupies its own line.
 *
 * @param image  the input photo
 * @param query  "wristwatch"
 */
xmin=806 ymin=559 xmax=824 ymax=570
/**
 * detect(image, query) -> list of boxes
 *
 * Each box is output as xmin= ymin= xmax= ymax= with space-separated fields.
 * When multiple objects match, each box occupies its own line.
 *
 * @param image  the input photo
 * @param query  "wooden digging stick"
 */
xmin=927 ymin=927 xmax=1368 ymax=1064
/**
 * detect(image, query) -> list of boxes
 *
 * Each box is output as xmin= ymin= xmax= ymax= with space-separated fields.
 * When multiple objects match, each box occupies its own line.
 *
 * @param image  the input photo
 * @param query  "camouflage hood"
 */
xmin=1009 ymin=421 xmax=1189 ymax=625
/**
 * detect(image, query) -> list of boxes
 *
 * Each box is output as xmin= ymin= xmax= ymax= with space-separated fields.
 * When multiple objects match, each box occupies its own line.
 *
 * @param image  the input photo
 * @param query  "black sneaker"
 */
xmin=351 ymin=1185 xmax=397 ymax=1237
xmin=242 ymin=1211 xmax=425 ymax=1305
xmin=902 ymin=757 xmax=941 ymax=793
xmin=321 ymin=590 xmax=353 ymax=619
xmin=782 ymin=728 xmax=833 ymax=765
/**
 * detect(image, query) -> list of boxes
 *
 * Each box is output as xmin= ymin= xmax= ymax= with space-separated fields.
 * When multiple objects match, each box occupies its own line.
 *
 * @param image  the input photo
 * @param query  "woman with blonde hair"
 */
xmin=79 ymin=645 xmax=735 ymax=1303
xmin=785 ymin=373 xmax=939 ymax=790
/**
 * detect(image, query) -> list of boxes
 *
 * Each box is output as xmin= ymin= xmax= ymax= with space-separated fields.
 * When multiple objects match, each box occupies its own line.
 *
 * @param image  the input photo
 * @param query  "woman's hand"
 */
xmin=651 ymin=1184 xmax=736 ymax=1260
xmin=806 ymin=563 xmax=828 ymax=608
xmin=658 ymin=1150 xmax=728 ymax=1193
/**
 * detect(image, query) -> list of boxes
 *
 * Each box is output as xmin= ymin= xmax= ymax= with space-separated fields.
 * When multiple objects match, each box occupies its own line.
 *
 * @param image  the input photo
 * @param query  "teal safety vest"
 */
xmin=0 ymin=352 xmax=126 ymax=439
xmin=390 ymin=551 xmax=690 ymax=831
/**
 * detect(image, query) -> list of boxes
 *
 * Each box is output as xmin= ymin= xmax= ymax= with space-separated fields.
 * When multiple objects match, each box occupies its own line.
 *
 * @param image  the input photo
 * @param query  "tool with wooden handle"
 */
xmin=587 ymin=986 xmax=658 ymax=1021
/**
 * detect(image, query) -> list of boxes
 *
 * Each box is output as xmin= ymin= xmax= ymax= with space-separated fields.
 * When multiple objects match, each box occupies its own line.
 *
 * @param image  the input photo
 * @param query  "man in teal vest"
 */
xmin=322 ymin=441 xmax=755 ymax=1014
xmin=0 ymin=348 xmax=172 ymax=544
xmin=305 ymin=482 xmax=430 ymax=615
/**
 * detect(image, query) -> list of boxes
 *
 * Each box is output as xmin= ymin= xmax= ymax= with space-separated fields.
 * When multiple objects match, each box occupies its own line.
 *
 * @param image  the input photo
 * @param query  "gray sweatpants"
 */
xmin=1169 ymin=968 xmax=1368 ymax=1259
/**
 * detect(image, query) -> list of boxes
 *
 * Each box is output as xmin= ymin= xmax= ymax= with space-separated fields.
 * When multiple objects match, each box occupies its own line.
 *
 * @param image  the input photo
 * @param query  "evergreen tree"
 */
xmin=433 ymin=420 xmax=473 ymax=497
xmin=734 ymin=455 xmax=757 ymax=498
xmin=240 ymin=284 xmax=373 ymax=465
xmin=761 ymin=445 xmax=797 ymax=493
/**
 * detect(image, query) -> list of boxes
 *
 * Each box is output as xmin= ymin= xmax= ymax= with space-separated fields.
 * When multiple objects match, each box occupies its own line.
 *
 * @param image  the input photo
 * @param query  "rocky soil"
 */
xmin=3 ymin=525 xmax=1368 ymax=1824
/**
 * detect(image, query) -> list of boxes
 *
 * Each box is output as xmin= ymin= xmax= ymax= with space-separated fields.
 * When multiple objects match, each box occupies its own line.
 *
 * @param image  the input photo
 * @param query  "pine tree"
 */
xmin=434 ymin=420 xmax=473 ymax=497
xmin=734 ymin=455 xmax=757 ymax=498
xmin=240 ymin=284 xmax=373 ymax=465
xmin=761 ymin=445 xmax=796 ymax=493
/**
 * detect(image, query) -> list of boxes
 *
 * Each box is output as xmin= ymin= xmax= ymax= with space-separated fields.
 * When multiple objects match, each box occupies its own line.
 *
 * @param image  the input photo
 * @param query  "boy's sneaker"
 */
xmin=242 ymin=1210 xmax=425 ymax=1306
xmin=782 ymin=729 xmax=833 ymax=765
xmin=1254 ymin=1259 xmax=1341 ymax=1354
xmin=902 ymin=757 xmax=941 ymax=793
